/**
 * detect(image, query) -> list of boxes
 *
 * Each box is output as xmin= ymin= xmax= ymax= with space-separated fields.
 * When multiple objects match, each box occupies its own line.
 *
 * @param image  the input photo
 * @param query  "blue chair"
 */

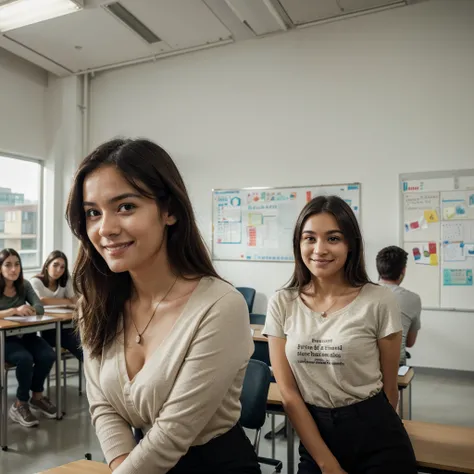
xmin=250 ymin=313 xmax=266 ymax=325
xmin=250 ymin=337 xmax=287 ymax=447
xmin=240 ymin=360 xmax=283 ymax=473
xmin=236 ymin=287 xmax=256 ymax=313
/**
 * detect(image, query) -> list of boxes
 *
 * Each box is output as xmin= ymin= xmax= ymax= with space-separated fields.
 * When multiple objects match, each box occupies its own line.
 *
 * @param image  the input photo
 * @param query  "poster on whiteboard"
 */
xmin=212 ymin=183 xmax=361 ymax=262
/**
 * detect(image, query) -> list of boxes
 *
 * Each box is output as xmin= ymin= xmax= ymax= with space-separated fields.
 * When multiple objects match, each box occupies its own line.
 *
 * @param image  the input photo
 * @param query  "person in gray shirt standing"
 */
xmin=376 ymin=246 xmax=422 ymax=366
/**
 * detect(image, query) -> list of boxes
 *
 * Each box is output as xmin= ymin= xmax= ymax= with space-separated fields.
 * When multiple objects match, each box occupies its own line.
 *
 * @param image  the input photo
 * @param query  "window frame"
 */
xmin=0 ymin=151 xmax=44 ymax=270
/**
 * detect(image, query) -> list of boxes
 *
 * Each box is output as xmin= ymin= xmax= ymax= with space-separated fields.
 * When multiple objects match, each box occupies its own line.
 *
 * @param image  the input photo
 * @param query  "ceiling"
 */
xmin=0 ymin=0 xmax=411 ymax=76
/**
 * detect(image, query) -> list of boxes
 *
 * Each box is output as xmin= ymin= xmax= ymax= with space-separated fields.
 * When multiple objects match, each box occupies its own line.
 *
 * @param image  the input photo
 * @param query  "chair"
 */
xmin=251 ymin=339 xmax=287 ymax=446
xmin=46 ymin=349 xmax=83 ymax=413
xmin=240 ymin=359 xmax=283 ymax=473
xmin=236 ymin=287 xmax=256 ymax=313
xmin=250 ymin=313 xmax=266 ymax=325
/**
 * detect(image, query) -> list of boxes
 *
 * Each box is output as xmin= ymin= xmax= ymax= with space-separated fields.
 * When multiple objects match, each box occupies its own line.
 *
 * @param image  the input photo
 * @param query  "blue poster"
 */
xmin=443 ymin=269 xmax=473 ymax=286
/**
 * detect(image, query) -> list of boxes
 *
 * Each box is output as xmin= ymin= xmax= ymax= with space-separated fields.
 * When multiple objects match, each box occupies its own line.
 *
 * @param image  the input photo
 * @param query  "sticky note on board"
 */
xmin=428 ymin=242 xmax=437 ymax=254
xmin=424 ymin=210 xmax=439 ymax=223
xmin=429 ymin=254 xmax=438 ymax=266
xmin=410 ymin=221 xmax=420 ymax=230
xmin=444 ymin=207 xmax=456 ymax=220
xmin=412 ymin=247 xmax=421 ymax=261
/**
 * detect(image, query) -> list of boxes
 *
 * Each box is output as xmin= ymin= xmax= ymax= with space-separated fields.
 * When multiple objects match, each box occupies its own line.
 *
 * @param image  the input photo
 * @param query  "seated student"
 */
xmin=31 ymin=250 xmax=83 ymax=361
xmin=65 ymin=138 xmax=260 ymax=474
xmin=0 ymin=248 xmax=58 ymax=427
xmin=376 ymin=246 xmax=421 ymax=366
xmin=264 ymin=196 xmax=417 ymax=474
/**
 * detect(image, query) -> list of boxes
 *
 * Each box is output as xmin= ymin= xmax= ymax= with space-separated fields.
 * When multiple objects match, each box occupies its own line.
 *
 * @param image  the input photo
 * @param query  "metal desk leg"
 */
xmin=399 ymin=389 xmax=404 ymax=419
xmin=408 ymin=382 xmax=412 ymax=420
xmin=271 ymin=414 xmax=275 ymax=458
xmin=286 ymin=417 xmax=295 ymax=474
xmin=0 ymin=331 xmax=7 ymax=450
xmin=55 ymin=322 xmax=62 ymax=420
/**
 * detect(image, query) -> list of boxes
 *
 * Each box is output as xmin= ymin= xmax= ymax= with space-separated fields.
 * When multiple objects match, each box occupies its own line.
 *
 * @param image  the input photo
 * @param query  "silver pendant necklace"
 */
xmin=129 ymin=275 xmax=178 ymax=344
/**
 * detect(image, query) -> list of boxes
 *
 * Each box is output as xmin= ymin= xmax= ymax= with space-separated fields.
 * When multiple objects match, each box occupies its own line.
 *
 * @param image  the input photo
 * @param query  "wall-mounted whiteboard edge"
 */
xmin=211 ymin=182 xmax=361 ymax=263
xmin=422 ymin=307 xmax=474 ymax=313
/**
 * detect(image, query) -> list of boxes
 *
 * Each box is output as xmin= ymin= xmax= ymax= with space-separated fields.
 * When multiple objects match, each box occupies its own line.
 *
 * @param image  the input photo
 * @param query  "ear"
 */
xmin=164 ymin=212 xmax=177 ymax=226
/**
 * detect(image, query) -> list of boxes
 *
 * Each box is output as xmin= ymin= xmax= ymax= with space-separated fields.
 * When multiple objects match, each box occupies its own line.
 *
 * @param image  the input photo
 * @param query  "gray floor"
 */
xmin=1 ymin=365 xmax=473 ymax=474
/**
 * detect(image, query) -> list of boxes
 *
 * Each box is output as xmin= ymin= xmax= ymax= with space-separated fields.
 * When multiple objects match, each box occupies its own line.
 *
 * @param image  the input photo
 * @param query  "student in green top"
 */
xmin=0 ymin=248 xmax=58 ymax=427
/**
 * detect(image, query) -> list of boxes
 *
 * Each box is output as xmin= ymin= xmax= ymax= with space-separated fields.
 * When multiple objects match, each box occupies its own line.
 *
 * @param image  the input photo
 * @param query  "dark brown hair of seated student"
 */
xmin=376 ymin=245 xmax=408 ymax=281
xmin=34 ymin=250 xmax=70 ymax=289
xmin=0 ymin=248 xmax=25 ymax=295
xmin=65 ymin=138 xmax=221 ymax=358
xmin=285 ymin=195 xmax=372 ymax=295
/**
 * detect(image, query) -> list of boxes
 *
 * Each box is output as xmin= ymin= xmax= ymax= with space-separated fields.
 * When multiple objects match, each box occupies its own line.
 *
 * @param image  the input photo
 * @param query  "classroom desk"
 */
xmin=250 ymin=324 xmax=267 ymax=342
xmin=0 ymin=313 xmax=73 ymax=450
xmin=404 ymin=420 xmax=474 ymax=474
xmin=39 ymin=460 xmax=110 ymax=473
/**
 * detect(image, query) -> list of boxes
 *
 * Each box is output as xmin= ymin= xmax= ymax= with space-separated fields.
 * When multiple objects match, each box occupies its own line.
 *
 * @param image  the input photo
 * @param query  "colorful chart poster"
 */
xmin=443 ymin=269 xmax=473 ymax=286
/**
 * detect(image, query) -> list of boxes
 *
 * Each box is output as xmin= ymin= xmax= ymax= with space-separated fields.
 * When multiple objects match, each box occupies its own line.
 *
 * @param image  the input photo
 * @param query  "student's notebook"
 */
xmin=398 ymin=365 xmax=410 ymax=376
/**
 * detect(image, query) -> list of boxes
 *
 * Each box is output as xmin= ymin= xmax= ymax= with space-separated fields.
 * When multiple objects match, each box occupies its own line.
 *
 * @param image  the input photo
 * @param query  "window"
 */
xmin=0 ymin=154 xmax=42 ymax=269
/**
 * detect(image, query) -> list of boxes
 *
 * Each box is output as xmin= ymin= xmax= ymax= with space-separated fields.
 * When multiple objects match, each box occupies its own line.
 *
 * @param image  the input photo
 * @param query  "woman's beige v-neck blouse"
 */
xmin=84 ymin=277 xmax=254 ymax=474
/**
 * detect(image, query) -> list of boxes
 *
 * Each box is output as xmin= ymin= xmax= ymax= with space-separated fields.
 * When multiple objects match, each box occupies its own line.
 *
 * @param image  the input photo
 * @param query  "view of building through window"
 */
xmin=0 ymin=155 xmax=42 ymax=269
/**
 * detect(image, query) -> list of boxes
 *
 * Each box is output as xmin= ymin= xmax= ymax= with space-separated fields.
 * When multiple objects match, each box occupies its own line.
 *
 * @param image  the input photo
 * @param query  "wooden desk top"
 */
xmin=0 ymin=314 xmax=68 ymax=329
xmin=398 ymin=367 xmax=415 ymax=388
xmin=39 ymin=460 xmax=110 ymax=473
xmin=251 ymin=324 xmax=267 ymax=342
xmin=404 ymin=420 xmax=474 ymax=473
xmin=0 ymin=319 xmax=21 ymax=329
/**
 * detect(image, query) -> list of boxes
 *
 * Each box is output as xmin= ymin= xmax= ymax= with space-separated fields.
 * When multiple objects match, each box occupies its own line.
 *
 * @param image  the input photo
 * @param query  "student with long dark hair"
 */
xmin=31 ymin=250 xmax=83 ymax=361
xmin=263 ymin=196 xmax=417 ymax=474
xmin=0 ymin=248 xmax=58 ymax=427
xmin=66 ymin=138 xmax=259 ymax=474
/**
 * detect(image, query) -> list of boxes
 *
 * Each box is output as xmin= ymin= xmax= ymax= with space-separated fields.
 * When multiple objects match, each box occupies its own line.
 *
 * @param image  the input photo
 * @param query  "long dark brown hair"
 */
xmin=0 ymin=248 xmax=24 ymax=296
xmin=34 ymin=250 xmax=70 ymax=289
xmin=286 ymin=195 xmax=371 ymax=294
xmin=66 ymin=138 xmax=221 ymax=358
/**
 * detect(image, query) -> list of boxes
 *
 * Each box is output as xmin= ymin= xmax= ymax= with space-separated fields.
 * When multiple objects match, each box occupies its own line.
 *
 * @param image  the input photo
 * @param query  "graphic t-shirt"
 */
xmin=263 ymin=284 xmax=402 ymax=408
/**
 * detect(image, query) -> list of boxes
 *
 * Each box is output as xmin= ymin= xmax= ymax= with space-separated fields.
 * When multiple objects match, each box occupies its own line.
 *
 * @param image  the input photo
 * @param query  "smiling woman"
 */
xmin=65 ymin=138 xmax=260 ymax=474
xmin=263 ymin=195 xmax=417 ymax=474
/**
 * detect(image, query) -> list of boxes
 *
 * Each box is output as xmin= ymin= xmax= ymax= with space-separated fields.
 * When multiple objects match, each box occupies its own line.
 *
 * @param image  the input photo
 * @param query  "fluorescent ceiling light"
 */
xmin=0 ymin=0 xmax=83 ymax=32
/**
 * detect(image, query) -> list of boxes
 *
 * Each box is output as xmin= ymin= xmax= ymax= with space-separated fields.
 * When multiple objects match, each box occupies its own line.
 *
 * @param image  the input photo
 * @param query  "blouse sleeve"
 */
xmin=24 ymin=280 xmax=44 ymax=315
xmin=376 ymin=289 xmax=402 ymax=339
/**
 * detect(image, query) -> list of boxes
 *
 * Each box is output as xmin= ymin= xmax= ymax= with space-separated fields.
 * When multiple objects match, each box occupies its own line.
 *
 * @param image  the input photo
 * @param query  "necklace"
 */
xmin=129 ymin=276 xmax=178 ymax=344
xmin=317 ymin=288 xmax=353 ymax=318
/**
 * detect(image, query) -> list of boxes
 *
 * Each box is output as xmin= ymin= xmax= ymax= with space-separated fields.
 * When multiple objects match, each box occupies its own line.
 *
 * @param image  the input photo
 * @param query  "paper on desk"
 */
xmin=4 ymin=315 xmax=56 ymax=322
xmin=398 ymin=365 xmax=410 ymax=376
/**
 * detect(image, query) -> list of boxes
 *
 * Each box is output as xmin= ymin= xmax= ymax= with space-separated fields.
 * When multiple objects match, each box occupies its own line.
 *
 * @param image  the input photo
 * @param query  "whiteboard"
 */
xmin=212 ymin=183 xmax=361 ymax=262
xmin=400 ymin=170 xmax=474 ymax=312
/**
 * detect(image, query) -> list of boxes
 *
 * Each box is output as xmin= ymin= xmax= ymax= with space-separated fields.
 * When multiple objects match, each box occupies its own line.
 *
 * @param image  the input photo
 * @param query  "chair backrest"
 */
xmin=250 ymin=313 xmax=266 ymax=325
xmin=240 ymin=359 xmax=271 ymax=430
xmin=236 ymin=287 xmax=256 ymax=313
xmin=251 ymin=340 xmax=271 ymax=367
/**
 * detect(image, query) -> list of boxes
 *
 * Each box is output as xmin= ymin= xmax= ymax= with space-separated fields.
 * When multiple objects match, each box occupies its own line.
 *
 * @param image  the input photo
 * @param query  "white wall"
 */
xmin=0 ymin=48 xmax=82 ymax=276
xmin=88 ymin=0 xmax=474 ymax=371
xmin=0 ymin=47 xmax=48 ymax=159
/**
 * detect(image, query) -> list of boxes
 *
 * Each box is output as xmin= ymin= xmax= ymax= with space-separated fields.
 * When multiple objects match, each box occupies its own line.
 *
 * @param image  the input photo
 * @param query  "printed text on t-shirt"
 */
xmin=296 ymin=338 xmax=344 ymax=366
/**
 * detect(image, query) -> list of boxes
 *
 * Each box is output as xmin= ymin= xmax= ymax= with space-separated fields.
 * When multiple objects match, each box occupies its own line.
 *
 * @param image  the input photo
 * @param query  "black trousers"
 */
xmin=298 ymin=391 xmax=417 ymax=474
xmin=134 ymin=423 xmax=260 ymax=474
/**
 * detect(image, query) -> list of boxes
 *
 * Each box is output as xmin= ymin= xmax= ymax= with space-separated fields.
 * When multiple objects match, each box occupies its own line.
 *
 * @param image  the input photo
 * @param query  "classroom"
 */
xmin=0 ymin=0 xmax=473 ymax=473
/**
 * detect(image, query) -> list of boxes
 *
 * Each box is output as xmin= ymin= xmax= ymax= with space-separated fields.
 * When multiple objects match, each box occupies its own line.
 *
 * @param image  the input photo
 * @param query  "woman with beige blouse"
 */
xmin=66 ymin=138 xmax=260 ymax=474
